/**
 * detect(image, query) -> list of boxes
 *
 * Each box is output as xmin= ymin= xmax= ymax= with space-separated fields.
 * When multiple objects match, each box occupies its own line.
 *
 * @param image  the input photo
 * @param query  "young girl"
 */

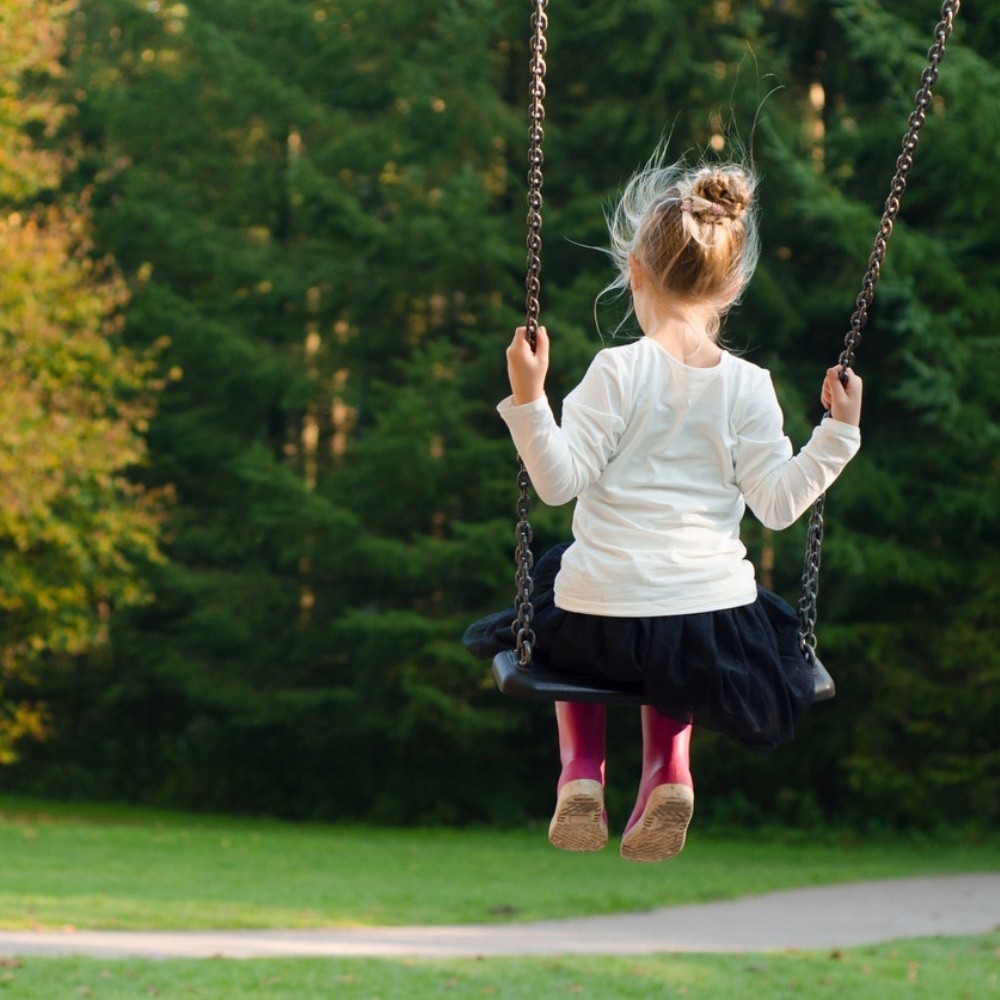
xmin=465 ymin=156 xmax=862 ymax=862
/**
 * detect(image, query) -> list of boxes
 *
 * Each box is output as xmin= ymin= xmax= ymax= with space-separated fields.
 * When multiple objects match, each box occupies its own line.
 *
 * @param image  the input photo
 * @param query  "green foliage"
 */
xmin=1 ymin=0 xmax=997 ymax=829
xmin=764 ymin=1 xmax=1000 ymax=828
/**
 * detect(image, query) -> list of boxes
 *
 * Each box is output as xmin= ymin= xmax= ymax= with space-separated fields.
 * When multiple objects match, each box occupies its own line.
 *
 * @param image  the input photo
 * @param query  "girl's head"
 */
xmin=603 ymin=155 xmax=759 ymax=338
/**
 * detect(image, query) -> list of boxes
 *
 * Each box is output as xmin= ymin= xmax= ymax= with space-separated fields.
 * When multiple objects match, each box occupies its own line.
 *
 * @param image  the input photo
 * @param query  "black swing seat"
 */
xmin=492 ymin=648 xmax=836 ymax=705
xmin=492 ymin=648 xmax=647 ymax=704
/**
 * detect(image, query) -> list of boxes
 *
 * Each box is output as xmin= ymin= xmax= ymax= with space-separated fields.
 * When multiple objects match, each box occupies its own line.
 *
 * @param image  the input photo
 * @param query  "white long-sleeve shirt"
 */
xmin=498 ymin=336 xmax=860 ymax=616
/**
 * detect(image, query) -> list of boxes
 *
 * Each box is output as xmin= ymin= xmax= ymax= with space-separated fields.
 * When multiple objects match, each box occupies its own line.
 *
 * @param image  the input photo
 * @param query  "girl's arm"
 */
xmin=498 ymin=332 xmax=627 ymax=506
xmin=735 ymin=367 xmax=862 ymax=530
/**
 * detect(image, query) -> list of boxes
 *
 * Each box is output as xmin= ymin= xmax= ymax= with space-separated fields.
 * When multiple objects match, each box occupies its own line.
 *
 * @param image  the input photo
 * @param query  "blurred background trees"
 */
xmin=1 ymin=0 xmax=996 ymax=829
xmin=0 ymin=0 xmax=163 ymax=763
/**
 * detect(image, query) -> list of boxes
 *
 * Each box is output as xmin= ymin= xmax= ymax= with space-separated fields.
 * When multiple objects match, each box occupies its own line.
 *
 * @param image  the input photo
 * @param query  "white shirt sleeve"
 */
xmin=496 ymin=350 xmax=628 ymax=506
xmin=734 ymin=370 xmax=861 ymax=530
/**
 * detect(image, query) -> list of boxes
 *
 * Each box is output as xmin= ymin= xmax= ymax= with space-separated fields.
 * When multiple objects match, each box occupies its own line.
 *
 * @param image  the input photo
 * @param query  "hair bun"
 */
xmin=688 ymin=169 xmax=752 ymax=222
xmin=602 ymin=152 xmax=760 ymax=330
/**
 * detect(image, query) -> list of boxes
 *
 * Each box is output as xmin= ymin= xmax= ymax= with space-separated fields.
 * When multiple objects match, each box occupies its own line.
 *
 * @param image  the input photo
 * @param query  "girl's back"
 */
xmin=505 ymin=334 xmax=857 ymax=617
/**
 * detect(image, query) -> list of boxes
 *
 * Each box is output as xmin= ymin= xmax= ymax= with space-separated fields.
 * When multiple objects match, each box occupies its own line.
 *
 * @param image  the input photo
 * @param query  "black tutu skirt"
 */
xmin=464 ymin=543 xmax=815 ymax=752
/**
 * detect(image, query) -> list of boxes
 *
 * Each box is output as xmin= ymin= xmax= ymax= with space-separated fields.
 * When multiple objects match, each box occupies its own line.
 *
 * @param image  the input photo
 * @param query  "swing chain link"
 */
xmin=525 ymin=0 xmax=547 ymax=354
xmin=798 ymin=494 xmax=825 ymax=662
xmin=512 ymin=0 xmax=548 ymax=669
xmin=798 ymin=0 xmax=960 ymax=665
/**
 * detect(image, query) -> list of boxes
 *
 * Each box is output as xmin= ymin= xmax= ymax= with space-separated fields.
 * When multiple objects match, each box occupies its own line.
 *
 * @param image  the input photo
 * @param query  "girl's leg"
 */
xmin=548 ymin=701 xmax=608 ymax=852
xmin=621 ymin=706 xmax=694 ymax=862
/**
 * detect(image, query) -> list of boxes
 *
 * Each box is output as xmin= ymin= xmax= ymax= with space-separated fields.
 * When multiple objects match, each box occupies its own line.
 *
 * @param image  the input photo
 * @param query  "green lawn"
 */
xmin=2 ymin=796 xmax=998 ymax=931
xmin=2 ymin=797 xmax=998 ymax=998
xmin=0 ymin=937 xmax=997 ymax=998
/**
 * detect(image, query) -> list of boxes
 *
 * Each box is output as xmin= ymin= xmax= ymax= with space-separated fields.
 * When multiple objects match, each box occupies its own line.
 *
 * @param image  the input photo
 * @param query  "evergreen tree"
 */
xmin=6 ymin=0 xmax=996 ymax=829
xmin=786 ymin=0 xmax=1000 ymax=826
xmin=7 ymin=0 xmax=541 ymax=818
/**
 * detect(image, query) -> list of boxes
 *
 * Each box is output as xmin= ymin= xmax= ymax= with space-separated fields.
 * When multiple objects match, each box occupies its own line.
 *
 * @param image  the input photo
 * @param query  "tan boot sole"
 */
xmin=548 ymin=779 xmax=608 ymax=852
xmin=620 ymin=783 xmax=694 ymax=863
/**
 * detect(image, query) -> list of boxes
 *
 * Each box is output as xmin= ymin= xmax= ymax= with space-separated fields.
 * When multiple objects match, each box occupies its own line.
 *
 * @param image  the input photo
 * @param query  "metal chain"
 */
xmin=512 ymin=0 xmax=548 ymax=668
xmin=524 ymin=0 xmax=547 ymax=355
xmin=798 ymin=0 xmax=961 ymax=662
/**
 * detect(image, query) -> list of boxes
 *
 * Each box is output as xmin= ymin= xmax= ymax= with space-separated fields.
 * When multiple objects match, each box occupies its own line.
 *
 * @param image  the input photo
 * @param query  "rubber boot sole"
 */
xmin=548 ymin=779 xmax=608 ymax=852
xmin=620 ymin=783 xmax=694 ymax=863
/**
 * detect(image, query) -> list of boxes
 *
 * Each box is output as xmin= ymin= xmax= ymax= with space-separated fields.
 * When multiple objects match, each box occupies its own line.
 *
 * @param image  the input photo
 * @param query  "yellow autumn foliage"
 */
xmin=0 ymin=0 xmax=164 ymax=760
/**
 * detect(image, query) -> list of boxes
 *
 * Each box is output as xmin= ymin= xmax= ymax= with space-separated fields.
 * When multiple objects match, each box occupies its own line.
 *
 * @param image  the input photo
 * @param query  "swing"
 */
xmin=493 ymin=0 xmax=961 ymax=706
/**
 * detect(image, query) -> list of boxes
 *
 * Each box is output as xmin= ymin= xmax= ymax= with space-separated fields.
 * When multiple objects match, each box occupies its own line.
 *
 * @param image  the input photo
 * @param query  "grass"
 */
xmin=1 ymin=796 xmax=998 ymax=932
xmin=0 ymin=936 xmax=997 ymax=998
xmin=1 ymin=797 xmax=997 ymax=998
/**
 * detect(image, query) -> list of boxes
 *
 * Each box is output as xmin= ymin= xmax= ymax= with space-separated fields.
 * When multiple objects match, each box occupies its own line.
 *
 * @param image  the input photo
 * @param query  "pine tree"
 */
xmin=8 ymin=0 xmax=997 ymax=828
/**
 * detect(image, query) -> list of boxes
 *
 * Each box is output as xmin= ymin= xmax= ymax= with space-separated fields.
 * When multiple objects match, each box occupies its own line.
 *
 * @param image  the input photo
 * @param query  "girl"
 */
xmin=465 ymin=156 xmax=862 ymax=862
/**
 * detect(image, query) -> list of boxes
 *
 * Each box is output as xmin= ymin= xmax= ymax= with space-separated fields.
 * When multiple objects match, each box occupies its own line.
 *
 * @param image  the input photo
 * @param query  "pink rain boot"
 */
xmin=620 ymin=707 xmax=694 ymax=862
xmin=548 ymin=701 xmax=608 ymax=852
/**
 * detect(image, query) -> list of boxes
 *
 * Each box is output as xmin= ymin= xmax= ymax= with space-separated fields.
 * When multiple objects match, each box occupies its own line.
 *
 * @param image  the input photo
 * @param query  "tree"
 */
xmin=0 ymin=0 xmax=163 ymax=762
xmin=6 ymin=0 xmax=997 ymax=829
xmin=2 ymin=0 xmax=539 ymax=818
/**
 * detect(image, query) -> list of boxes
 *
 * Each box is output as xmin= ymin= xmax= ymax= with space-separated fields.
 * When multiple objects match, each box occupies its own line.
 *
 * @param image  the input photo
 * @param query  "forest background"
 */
xmin=0 ymin=0 xmax=997 ymax=831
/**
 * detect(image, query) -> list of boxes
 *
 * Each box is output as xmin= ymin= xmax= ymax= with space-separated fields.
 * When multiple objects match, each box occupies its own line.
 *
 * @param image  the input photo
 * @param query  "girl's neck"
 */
xmin=638 ymin=303 xmax=722 ymax=369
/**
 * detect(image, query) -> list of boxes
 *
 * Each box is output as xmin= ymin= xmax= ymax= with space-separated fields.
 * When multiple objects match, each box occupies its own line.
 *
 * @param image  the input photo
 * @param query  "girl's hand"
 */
xmin=821 ymin=366 xmax=863 ymax=426
xmin=506 ymin=325 xmax=549 ymax=405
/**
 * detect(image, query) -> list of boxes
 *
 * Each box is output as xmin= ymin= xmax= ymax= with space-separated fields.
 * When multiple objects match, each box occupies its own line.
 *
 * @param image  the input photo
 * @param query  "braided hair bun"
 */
xmin=686 ymin=168 xmax=752 ymax=223
xmin=603 ymin=154 xmax=760 ymax=339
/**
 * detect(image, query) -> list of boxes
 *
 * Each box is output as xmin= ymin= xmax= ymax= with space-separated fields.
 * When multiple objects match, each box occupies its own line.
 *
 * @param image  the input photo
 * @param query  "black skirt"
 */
xmin=464 ymin=543 xmax=815 ymax=752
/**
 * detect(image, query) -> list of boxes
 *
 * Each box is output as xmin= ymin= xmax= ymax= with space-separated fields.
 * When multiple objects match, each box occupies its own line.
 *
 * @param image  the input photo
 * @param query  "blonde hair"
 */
xmin=602 ymin=154 xmax=759 ymax=339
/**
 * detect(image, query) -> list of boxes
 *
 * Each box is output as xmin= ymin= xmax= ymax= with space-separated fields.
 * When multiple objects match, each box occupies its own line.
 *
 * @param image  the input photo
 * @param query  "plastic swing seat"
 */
xmin=492 ymin=648 xmax=647 ymax=705
xmin=492 ymin=647 xmax=836 ymax=704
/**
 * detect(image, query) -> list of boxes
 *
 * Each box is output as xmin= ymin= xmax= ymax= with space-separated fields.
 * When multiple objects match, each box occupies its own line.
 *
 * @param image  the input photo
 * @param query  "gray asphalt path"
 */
xmin=1 ymin=875 xmax=997 ymax=960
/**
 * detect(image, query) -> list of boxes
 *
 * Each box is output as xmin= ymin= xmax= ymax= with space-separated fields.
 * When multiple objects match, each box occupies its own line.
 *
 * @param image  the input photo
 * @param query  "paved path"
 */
xmin=1 ymin=875 xmax=997 ymax=960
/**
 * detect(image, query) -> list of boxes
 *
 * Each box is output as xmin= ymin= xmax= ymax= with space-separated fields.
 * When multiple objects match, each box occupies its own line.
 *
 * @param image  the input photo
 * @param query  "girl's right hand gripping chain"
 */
xmin=821 ymin=366 xmax=863 ymax=426
xmin=507 ymin=325 xmax=550 ymax=406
